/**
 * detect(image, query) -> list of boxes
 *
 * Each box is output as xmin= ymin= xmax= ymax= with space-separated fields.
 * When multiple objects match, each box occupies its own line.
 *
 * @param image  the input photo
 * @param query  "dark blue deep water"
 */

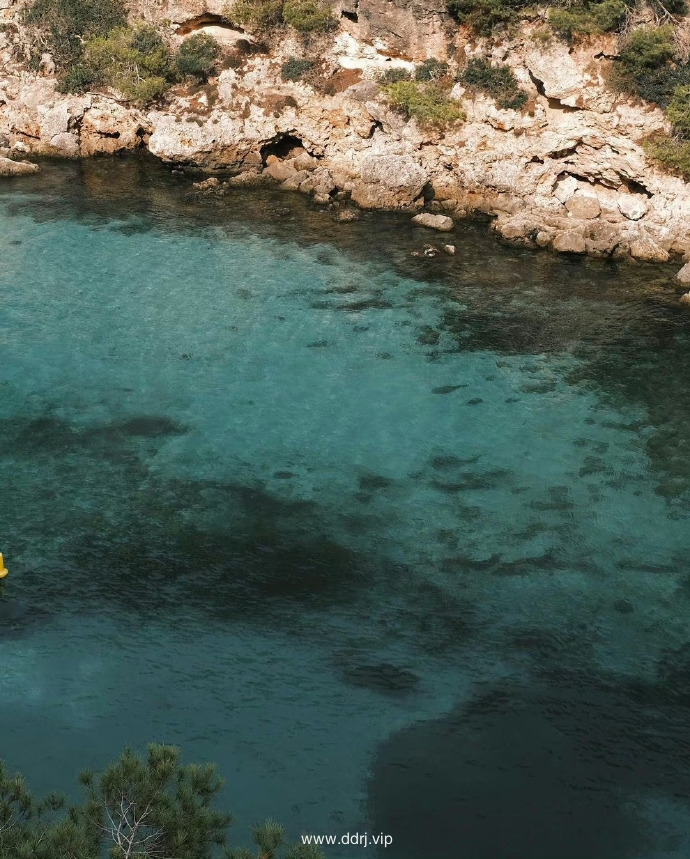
xmin=2 ymin=157 xmax=690 ymax=858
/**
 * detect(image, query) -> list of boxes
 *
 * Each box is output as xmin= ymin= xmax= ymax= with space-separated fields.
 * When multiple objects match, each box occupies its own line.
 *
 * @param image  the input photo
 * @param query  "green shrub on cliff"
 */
xmin=176 ymin=32 xmax=221 ymax=81
xmin=23 ymin=0 xmax=126 ymax=67
xmin=446 ymin=0 xmax=531 ymax=35
xmin=63 ymin=25 xmax=173 ymax=101
xmin=614 ymin=26 xmax=690 ymax=107
xmin=282 ymin=0 xmax=336 ymax=31
xmin=379 ymin=67 xmax=413 ymax=83
xmin=548 ymin=0 xmax=630 ymax=37
xmin=227 ymin=0 xmax=334 ymax=32
xmin=643 ymin=133 xmax=690 ymax=180
xmin=281 ymin=57 xmax=315 ymax=80
xmin=460 ymin=57 xmax=528 ymax=109
xmin=415 ymin=58 xmax=450 ymax=81
xmin=383 ymin=80 xmax=464 ymax=128
xmin=668 ymin=85 xmax=690 ymax=136
xmin=229 ymin=0 xmax=284 ymax=29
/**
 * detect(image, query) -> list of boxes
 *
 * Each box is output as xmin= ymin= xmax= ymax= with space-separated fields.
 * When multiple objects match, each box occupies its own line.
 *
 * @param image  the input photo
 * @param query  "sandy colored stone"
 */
xmin=618 ymin=193 xmax=648 ymax=221
xmin=629 ymin=234 xmax=670 ymax=263
xmin=0 ymin=155 xmax=39 ymax=175
xmin=412 ymin=212 xmax=454 ymax=232
xmin=265 ymin=159 xmax=298 ymax=182
xmin=565 ymin=194 xmax=601 ymax=220
xmin=552 ymin=230 xmax=586 ymax=254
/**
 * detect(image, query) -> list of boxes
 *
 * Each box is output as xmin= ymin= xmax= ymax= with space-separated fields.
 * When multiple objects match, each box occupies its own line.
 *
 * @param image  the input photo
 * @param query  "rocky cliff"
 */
xmin=1 ymin=0 xmax=690 ymax=265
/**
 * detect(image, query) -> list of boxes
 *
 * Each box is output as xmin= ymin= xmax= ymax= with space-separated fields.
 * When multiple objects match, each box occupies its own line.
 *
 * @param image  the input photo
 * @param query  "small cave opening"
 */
xmin=260 ymin=134 xmax=305 ymax=163
xmin=340 ymin=0 xmax=359 ymax=22
xmin=176 ymin=14 xmax=239 ymax=35
xmin=623 ymin=177 xmax=652 ymax=198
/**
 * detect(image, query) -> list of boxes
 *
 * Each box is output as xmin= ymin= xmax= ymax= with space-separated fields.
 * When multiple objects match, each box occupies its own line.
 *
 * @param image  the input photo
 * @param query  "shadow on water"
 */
xmin=369 ymin=663 xmax=690 ymax=859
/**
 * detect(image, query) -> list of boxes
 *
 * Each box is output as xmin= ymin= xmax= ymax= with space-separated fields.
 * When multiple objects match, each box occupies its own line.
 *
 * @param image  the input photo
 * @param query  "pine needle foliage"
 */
xmin=0 ymin=745 xmax=325 ymax=859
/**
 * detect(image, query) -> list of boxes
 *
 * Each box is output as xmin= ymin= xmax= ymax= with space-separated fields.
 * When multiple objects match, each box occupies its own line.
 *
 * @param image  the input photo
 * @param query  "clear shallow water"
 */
xmin=2 ymin=158 xmax=690 ymax=857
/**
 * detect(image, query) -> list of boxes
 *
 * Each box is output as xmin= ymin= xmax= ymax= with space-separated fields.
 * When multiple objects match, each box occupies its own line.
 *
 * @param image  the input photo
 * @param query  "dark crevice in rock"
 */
xmin=528 ymin=69 xmax=546 ymax=97
xmin=546 ymin=96 xmax=581 ymax=112
xmin=341 ymin=8 xmax=359 ymax=22
xmin=547 ymin=145 xmax=579 ymax=160
xmin=260 ymin=133 xmax=304 ymax=164
xmin=528 ymin=70 xmax=581 ymax=112
xmin=366 ymin=119 xmax=383 ymax=139
xmin=623 ymin=177 xmax=652 ymax=198
xmin=176 ymin=14 xmax=239 ymax=35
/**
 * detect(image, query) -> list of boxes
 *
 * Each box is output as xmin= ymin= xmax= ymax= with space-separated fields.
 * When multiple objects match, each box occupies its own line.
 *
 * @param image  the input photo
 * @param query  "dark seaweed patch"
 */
xmin=429 ymin=454 xmax=480 ymax=470
xmin=105 ymin=416 xmax=188 ymax=438
xmin=369 ymin=666 xmax=690 ymax=859
xmin=0 ymin=596 xmax=50 ymax=641
xmin=340 ymin=662 xmax=420 ymax=695
xmin=431 ymin=469 xmax=511 ymax=493
xmin=431 ymin=384 xmax=466 ymax=395
xmin=358 ymin=474 xmax=393 ymax=491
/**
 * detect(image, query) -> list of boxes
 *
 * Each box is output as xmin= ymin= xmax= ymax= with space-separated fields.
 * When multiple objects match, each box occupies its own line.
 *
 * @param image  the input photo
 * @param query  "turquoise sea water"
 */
xmin=2 ymin=158 xmax=690 ymax=858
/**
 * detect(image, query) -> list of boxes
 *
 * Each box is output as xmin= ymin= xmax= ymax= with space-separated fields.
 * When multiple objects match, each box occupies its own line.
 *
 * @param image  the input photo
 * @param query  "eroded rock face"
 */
xmin=337 ymin=0 xmax=452 ymax=61
xmin=352 ymin=152 xmax=427 ymax=208
xmin=1 ymin=3 xmax=689 ymax=261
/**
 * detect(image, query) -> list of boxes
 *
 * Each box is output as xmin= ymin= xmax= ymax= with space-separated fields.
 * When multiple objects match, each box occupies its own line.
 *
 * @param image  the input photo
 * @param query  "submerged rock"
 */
xmin=676 ymin=262 xmax=690 ymax=285
xmin=341 ymin=662 xmax=420 ymax=695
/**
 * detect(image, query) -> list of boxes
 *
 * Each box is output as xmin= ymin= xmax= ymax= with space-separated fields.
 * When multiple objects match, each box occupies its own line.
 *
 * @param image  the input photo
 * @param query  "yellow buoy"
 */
xmin=0 ymin=554 xmax=8 ymax=579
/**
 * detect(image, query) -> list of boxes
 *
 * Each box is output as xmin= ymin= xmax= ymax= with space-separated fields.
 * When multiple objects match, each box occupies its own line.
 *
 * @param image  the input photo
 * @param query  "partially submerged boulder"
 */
xmin=412 ymin=212 xmax=454 ymax=232
xmin=0 ymin=155 xmax=39 ymax=176
xmin=676 ymin=262 xmax=690 ymax=285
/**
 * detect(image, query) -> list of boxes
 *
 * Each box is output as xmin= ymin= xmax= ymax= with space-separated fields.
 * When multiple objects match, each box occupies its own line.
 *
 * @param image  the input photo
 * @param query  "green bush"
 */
xmin=620 ymin=26 xmax=675 ymax=77
xmin=383 ymin=80 xmax=464 ymax=128
xmin=643 ymin=132 xmax=690 ymax=180
xmin=548 ymin=0 xmax=630 ymax=37
xmin=57 ymin=63 xmax=96 ymax=94
xmin=77 ymin=25 xmax=173 ymax=102
xmin=667 ymin=85 xmax=690 ymax=136
xmin=446 ymin=0 xmax=531 ymax=35
xmin=228 ymin=0 xmax=283 ymax=30
xmin=379 ymin=66 xmax=413 ymax=83
xmin=176 ymin=32 xmax=220 ymax=81
xmin=22 ymin=0 xmax=126 ymax=66
xmin=415 ymin=58 xmax=450 ymax=81
xmin=282 ymin=0 xmax=336 ymax=31
xmin=281 ymin=57 xmax=315 ymax=80
xmin=461 ymin=57 xmax=528 ymax=110
xmin=615 ymin=26 xmax=690 ymax=107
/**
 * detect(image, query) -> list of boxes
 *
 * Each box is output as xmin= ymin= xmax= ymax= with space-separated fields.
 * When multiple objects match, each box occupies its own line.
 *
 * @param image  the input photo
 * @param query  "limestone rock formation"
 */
xmin=1 ymin=0 xmax=689 ymax=261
